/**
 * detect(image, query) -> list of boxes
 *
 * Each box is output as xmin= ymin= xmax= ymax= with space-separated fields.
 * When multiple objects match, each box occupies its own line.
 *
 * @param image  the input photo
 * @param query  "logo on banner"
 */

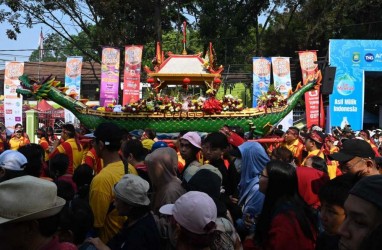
xmin=125 ymin=47 xmax=143 ymax=65
xmin=352 ymin=52 xmax=361 ymax=63
xmin=299 ymin=52 xmax=318 ymax=71
xmin=5 ymin=63 xmax=23 ymax=80
xmin=102 ymin=48 xmax=120 ymax=65
xmin=336 ymin=74 xmax=355 ymax=96
xmin=364 ymin=53 xmax=374 ymax=62
xmin=253 ymin=58 xmax=271 ymax=76
xmin=65 ymin=58 xmax=82 ymax=78
xmin=272 ymin=58 xmax=290 ymax=77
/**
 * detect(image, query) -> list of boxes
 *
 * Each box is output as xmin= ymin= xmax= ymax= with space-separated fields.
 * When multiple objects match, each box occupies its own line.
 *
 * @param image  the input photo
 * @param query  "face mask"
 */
xmin=234 ymin=158 xmax=242 ymax=173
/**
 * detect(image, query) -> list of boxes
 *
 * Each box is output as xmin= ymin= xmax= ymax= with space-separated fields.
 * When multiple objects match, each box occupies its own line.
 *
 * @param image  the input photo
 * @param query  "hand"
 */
xmin=244 ymin=213 xmax=256 ymax=229
xmin=86 ymin=237 xmax=110 ymax=250
xmin=52 ymin=139 xmax=60 ymax=148
xmin=229 ymin=195 xmax=238 ymax=204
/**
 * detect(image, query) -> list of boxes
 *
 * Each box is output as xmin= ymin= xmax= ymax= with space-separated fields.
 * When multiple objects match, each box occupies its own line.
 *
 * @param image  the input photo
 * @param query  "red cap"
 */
xmin=227 ymin=132 xmax=245 ymax=147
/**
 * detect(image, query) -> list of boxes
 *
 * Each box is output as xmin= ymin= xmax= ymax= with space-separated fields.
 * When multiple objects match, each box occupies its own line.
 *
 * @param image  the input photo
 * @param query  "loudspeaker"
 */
xmin=321 ymin=67 xmax=336 ymax=95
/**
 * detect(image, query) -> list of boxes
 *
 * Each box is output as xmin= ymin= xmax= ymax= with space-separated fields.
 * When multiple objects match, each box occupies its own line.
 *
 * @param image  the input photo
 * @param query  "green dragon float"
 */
xmin=16 ymin=71 xmax=321 ymax=135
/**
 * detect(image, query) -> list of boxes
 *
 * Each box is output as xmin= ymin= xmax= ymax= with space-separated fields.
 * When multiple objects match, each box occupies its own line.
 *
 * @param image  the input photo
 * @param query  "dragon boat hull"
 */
xmin=17 ymin=72 xmax=321 ymax=135
xmin=76 ymin=106 xmax=287 ymax=134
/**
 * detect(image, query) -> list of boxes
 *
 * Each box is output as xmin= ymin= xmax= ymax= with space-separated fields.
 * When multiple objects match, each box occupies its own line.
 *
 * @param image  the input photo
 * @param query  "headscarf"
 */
xmin=238 ymin=142 xmax=270 ymax=205
xmin=145 ymin=147 xmax=185 ymax=212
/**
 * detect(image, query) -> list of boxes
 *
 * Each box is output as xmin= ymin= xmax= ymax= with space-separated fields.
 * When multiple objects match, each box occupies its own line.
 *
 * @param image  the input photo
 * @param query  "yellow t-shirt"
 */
xmin=301 ymin=149 xmax=325 ymax=166
xmin=280 ymin=139 xmax=304 ymax=164
xmin=9 ymin=136 xmax=29 ymax=151
xmin=50 ymin=138 xmax=83 ymax=174
xmin=89 ymin=160 xmax=137 ymax=243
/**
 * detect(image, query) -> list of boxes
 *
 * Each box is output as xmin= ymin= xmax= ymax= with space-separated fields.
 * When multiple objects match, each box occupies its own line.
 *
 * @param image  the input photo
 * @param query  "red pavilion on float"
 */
xmin=144 ymin=22 xmax=224 ymax=94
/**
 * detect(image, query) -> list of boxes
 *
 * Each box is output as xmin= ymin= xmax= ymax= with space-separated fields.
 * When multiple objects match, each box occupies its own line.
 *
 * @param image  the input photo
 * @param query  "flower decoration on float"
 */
xmin=257 ymin=85 xmax=287 ymax=113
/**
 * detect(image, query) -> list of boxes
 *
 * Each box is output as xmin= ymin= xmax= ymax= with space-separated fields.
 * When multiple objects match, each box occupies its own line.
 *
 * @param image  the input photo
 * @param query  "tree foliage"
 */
xmin=2 ymin=0 xmax=382 ymax=65
xmin=1 ymin=0 xmax=192 ymax=62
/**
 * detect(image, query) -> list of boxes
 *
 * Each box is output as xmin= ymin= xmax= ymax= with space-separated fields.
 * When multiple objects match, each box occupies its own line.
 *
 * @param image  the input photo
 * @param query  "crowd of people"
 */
xmin=0 ymin=121 xmax=382 ymax=250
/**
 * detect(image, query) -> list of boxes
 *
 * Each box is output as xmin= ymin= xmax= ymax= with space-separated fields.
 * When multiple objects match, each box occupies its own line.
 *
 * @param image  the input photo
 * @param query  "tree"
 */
xmin=1 ymin=0 xmax=192 ymax=62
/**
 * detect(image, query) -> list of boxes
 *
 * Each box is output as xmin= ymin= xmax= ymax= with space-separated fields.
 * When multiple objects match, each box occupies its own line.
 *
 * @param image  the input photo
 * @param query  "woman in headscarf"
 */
xmin=236 ymin=141 xmax=270 ymax=238
xmin=145 ymin=147 xmax=186 ymax=214
xmin=146 ymin=147 xmax=186 ymax=249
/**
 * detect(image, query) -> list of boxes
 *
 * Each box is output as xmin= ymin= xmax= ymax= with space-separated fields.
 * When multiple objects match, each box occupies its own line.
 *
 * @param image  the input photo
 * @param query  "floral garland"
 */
xmin=93 ymin=94 xmax=243 ymax=114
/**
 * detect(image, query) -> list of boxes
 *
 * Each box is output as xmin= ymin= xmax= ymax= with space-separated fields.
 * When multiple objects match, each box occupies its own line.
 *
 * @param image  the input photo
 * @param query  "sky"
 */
xmin=0 ymin=22 xmax=43 ymax=68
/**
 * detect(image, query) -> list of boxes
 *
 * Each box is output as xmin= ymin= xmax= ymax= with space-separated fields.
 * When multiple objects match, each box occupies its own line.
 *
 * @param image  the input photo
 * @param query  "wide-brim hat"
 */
xmin=0 ymin=176 xmax=65 ymax=224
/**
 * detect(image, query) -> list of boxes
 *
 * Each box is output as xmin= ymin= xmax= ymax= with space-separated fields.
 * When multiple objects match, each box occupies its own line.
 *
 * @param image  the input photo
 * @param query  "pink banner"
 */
xmin=123 ymin=45 xmax=143 ymax=105
xmin=298 ymin=51 xmax=325 ymax=128
xmin=100 ymin=47 xmax=120 ymax=106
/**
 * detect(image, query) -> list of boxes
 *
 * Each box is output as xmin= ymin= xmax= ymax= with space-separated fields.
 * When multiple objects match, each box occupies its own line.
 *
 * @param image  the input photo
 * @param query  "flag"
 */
xmin=38 ymin=29 xmax=44 ymax=60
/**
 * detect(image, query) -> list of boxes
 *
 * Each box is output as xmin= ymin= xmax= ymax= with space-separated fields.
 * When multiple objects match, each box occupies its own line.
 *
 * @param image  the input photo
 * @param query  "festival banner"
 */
xmin=252 ymin=57 xmax=271 ymax=107
xmin=123 ymin=45 xmax=143 ymax=105
xmin=271 ymin=57 xmax=293 ymax=130
xmin=298 ymin=50 xmax=325 ymax=128
xmin=328 ymin=40 xmax=382 ymax=131
xmin=100 ymin=47 xmax=120 ymax=107
xmin=64 ymin=56 xmax=83 ymax=124
xmin=305 ymin=89 xmax=325 ymax=128
xmin=4 ymin=62 xmax=24 ymax=132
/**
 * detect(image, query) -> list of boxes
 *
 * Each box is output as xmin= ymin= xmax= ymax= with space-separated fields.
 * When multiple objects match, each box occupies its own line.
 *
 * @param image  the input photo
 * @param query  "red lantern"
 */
xmin=182 ymin=78 xmax=190 ymax=90
xmin=183 ymin=78 xmax=191 ymax=84
xmin=147 ymin=78 xmax=154 ymax=83
xmin=213 ymin=78 xmax=221 ymax=84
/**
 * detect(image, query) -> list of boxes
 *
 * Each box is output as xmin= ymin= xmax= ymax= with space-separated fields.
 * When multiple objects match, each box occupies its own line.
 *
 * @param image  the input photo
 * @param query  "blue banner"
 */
xmin=252 ymin=57 xmax=271 ymax=107
xmin=329 ymin=40 xmax=382 ymax=131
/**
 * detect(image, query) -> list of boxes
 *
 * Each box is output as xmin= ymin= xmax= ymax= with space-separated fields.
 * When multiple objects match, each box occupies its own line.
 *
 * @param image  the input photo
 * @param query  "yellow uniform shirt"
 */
xmin=89 ymin=160 xmax=137 ymax=243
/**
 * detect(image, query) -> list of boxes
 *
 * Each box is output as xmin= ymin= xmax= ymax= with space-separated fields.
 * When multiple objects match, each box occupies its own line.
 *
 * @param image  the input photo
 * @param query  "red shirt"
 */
xmin=40 ymin=236 xmax=77 ymax=250
xmin=297 ymin=167 xmax=329 ymax=209
xmin=243 ymin=211 xmax=316 ymax=250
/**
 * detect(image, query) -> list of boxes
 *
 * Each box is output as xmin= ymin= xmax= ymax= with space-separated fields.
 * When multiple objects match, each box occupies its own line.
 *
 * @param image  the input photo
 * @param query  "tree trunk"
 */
xmin=154 ymin=0 xmax=162 ymax=44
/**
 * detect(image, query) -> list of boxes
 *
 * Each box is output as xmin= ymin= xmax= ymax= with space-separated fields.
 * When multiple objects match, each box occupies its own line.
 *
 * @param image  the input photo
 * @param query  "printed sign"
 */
xmin=252 ymin=57 xmax=271 ymax=107
xmin=123 ymin=45 xmax=143 ymax=105
xmin=329 ymin=40 xmax=382 ymax=130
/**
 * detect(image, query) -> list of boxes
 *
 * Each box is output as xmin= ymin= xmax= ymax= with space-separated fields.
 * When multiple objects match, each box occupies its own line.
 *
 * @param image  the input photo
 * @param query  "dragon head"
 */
xmin=17 ymin=74 xmax=64 ymax=100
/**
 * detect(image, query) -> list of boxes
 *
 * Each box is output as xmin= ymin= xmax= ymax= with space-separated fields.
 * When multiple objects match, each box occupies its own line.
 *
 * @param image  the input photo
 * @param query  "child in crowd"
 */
xmin=316 ymin=174 xmax=358 ymax=250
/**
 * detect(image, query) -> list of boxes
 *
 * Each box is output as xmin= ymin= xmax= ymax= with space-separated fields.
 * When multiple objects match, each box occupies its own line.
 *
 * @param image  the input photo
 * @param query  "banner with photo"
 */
xmin=123 ymin=45 xmax=143 ymax=105
xmin=252 ymin=57 xmax=271 ymax=107
xmin=271 ymin=57 xmax=293 ymax=130
xmin=328 ymin=39 xmax=382 ymax=131
xmin=64 ymin=56 xmax=83 ymax=124
xmin=100 ymin=47 xmax=120 ymax=107
xmin=298 ymin=50 xmax=325 ymax=128
xmin=4 ymin=62 xmax=24 ymax=133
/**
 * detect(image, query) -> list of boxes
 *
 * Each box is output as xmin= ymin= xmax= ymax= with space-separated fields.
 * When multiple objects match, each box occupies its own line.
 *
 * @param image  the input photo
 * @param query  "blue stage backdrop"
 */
xmin=329 ymin=40 xmax=382 ymax=131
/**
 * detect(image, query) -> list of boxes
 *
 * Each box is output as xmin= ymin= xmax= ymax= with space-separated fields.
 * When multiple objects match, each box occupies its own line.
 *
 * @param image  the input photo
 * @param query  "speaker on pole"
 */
xmin=321 ymin=67 xmax=336 ymax=95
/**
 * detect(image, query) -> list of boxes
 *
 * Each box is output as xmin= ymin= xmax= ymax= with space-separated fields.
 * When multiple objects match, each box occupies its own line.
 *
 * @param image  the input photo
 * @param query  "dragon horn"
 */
xmin=41 ymin=74 xmax=54 ymax=85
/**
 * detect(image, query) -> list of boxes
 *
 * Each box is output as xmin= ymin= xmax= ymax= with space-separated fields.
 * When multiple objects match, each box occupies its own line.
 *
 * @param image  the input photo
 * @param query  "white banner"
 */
xmin=4 ymin=62 xmax=24 ymax=133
